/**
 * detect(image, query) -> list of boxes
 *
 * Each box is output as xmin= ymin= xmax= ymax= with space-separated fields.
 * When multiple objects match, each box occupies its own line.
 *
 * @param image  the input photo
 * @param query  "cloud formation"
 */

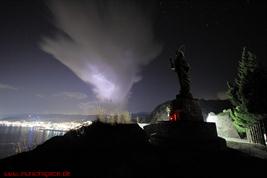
xmin=40 ymin=0 xmax=161 ymax=108
xmin=0 ymin=83 xmax=18 ymax=91
xmin=35 ymin=94 xmax=45 ymax=98
xmin=54 ymin=91 xmax=88 ymax=100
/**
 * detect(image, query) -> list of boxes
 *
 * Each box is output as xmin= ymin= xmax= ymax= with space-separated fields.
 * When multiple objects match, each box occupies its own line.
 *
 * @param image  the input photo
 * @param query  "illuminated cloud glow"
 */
xmin=40 ymin=0 xmax=161 ymax=108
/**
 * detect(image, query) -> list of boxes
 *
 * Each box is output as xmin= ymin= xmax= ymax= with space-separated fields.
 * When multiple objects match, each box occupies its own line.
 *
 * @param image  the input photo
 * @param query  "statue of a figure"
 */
xmin=169 ymin=45 xmax=192 ymax=97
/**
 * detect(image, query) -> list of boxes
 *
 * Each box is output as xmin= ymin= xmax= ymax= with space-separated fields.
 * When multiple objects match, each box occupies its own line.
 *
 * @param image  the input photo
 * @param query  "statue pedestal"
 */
xmin=144 ymin=121 xmax=226 ymax=151
xmin=170 ymin=95 xmax=204 ymax=122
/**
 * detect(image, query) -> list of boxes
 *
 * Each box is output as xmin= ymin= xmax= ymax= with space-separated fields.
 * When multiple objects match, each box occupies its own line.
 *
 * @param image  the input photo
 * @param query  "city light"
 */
xmin=0 ymin=120 xmax=92 ymax=131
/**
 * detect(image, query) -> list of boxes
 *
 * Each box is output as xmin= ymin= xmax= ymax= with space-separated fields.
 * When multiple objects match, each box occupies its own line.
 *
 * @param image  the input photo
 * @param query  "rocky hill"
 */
xmin=147 ymin=99 xmax=232 ymax=123
xmin=0 ymin=121 xmax=265 ymax=177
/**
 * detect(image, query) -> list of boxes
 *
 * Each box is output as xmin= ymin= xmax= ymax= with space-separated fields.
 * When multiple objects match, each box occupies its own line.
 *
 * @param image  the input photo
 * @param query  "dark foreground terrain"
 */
xmin=0 ymin=121 xmax=266 ymax=177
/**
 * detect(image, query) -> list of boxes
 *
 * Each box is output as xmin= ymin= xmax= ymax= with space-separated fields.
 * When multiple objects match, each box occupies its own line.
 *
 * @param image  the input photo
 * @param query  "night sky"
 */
xmin=0 ymin=0 xmax=266 ymax=115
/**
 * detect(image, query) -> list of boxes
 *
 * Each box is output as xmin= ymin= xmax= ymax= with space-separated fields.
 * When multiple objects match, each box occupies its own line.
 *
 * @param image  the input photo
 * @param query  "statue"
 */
xmin=143 ymin=45 xmax=224 ymax=151
xmin=169 ymin=45 xmax=192 ymax=98
xmin=168 ymin=45 xmax=203 ymax=122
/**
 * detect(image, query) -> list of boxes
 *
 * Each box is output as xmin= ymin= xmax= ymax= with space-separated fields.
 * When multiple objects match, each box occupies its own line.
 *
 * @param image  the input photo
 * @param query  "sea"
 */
xmin=0 ymin=125 xmax=65 ymax=159
xmin=0 ymin=113 xmax=147 ymax=159
xmin=0 ymin=115 xmax=95 ymax=159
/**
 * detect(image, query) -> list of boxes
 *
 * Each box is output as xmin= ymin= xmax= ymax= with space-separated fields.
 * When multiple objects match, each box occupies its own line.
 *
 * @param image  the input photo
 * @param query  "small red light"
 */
xmin=169 ymin=112 xmax=176 ymax=121
xmin=169 ymin=110 xmax=181 ymax=122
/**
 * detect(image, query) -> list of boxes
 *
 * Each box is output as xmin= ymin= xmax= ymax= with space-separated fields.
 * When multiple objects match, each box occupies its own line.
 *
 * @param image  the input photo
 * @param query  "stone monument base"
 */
xmin=170 ymin=95 xmax=204 ymax=122
xmin=144 ymin=121 xmax=226 ymax=151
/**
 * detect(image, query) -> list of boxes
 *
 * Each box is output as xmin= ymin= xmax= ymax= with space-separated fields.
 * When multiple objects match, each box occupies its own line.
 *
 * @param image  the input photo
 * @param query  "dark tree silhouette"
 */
xmin=227 ymin=47 xmax=267 ymax=142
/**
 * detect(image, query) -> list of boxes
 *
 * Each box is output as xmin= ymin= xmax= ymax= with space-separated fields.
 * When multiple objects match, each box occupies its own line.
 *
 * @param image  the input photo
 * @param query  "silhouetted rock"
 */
xmin=0 ymin=120 xmax=266 ymax=177
xmin=207 ymin=112 xmax=240 ymax=139
xmin=150 ymin=99 xmax=233 ymax=123
xmin=150 ymin=101 xmax=171 ymax=123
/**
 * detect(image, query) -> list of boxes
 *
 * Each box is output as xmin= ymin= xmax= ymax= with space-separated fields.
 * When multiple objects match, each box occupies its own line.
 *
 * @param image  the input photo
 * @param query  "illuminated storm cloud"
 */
xmin=40 ymin=0 xmax=161 ymax=107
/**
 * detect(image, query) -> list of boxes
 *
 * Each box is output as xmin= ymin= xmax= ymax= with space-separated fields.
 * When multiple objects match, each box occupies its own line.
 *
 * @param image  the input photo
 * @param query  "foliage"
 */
xmin=227 ymin=47 xmax=257 ymax=109
xmin=95 ymin=105 xmax=107 ymax=123
xmin=96 ymin=110 xmax=132 ymax=124
xmin=229 ymin=106 xmax=260 ymax=137
xmin=227 ymin=47 xmax=266 ymax=136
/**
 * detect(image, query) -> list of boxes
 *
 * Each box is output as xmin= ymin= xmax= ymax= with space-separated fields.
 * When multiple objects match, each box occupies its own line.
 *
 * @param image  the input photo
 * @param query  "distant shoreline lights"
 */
xmin=0 ymin=120 xmax=92 ymax=131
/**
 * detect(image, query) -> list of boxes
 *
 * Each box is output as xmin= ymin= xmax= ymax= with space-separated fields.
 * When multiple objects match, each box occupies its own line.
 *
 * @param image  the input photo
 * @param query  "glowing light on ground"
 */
xmin=0 ymin=120 xmax=92 ymax=131
xmin=206 ymin=112 xmax=217 ymax=123
xmin=137 ymin=123 xmax=150 ymax=129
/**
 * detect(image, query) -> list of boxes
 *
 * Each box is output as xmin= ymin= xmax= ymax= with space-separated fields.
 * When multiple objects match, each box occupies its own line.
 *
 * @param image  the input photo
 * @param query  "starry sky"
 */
xmin=0 ymin=0 xmax=266 ymax=115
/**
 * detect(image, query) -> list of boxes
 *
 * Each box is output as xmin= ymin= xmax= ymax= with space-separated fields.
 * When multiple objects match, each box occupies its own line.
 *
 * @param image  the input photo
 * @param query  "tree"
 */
xmin=227 ymin=47 xmax=267 ymax=138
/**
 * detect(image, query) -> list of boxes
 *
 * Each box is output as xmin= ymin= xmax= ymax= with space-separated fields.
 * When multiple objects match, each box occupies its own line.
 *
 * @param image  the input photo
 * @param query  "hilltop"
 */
xmin=0 ymin=120 xmax=266 ymax=177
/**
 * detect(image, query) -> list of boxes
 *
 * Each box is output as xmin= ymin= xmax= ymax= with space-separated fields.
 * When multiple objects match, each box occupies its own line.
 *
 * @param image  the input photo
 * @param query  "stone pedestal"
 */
xmin=170 ymin=95 xmax=204 ymax=122
xmin=144 ymin=121 xmax=226 ymax=151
